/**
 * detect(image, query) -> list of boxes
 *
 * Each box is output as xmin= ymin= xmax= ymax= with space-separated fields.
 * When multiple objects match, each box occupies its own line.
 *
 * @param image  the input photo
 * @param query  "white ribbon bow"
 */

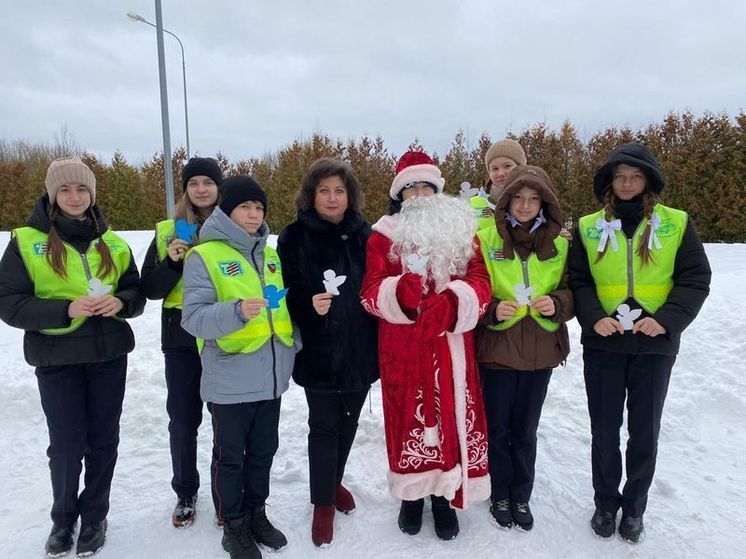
xmin=647 ymin=214 xmax=663 ymax=250
xmin=596 ymin=218 xmax=622 ymax=252
xmin=506 ymin=213 xmax=521 ymax=228
xmin=529 ymin=209 xmax=547 ymax=233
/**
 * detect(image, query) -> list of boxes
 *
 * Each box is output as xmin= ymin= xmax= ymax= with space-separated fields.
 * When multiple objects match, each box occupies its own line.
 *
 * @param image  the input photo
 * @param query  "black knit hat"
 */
xmin=181 ymin=157 xmax=223 ymax=191
xmin=219 ymin=176 xmax=267 ymax=217
xmin=593 ymin=143 xmax=664 ymax=202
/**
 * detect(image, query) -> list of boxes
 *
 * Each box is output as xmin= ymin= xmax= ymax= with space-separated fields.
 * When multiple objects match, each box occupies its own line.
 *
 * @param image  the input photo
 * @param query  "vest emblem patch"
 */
xmin=489 ymin=248 xmax=504 ymax=261
xmin=219 ymin=260 xmax=244 ymax=277
xmin=33 ymin=242 xmax=50 ymax=255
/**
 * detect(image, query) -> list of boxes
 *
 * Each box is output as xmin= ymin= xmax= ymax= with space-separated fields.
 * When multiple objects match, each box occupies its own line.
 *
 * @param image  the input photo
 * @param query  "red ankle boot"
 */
xmin=335 ymin=484 xmax=356 ymax=514
xmin=311 ymin=505 xmax=335 ymax=547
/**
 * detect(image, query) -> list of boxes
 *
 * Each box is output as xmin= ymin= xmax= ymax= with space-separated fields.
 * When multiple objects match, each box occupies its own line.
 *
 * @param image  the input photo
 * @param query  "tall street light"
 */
xmin=127 ymin=10 xmax=191 ymax=159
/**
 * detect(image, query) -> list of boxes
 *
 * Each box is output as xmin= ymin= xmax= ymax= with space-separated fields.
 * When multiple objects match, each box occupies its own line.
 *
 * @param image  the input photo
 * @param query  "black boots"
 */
xmin=45 ymin=523 xmax=75 ymax=558
xmin=249 ymin=505 xmax=287 ymax=550
xmin=76 ymin=520 xmax=107 ymax=557
xmin=511 ymin=501 xmax=534 ymax=531
xmin=172 ymin=494 xmax=197 ymax=528
xmin=430 ymin=496 xmax=459 ymax=540
xmin=397 ymin=497 xmax=459 ymax=540
xmin=222 ymin=517 xmax=260 ymax=559
xmin=490 ymin=499 xmax=512 ymax=529
xmin=398 ymin=499 xmax=424 ymax=535
xmin=618 ymin=515 xmax=644 ymax=543
xmin=590 ymin=508 xmax=617 ymax=538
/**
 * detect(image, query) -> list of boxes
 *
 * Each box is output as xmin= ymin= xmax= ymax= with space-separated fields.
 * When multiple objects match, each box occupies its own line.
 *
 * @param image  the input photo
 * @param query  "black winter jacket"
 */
xmin=277 ymin=209 xmax=379 ymax=392
xmin=569 ymin=205 xmax=711 ymax=356
xmin=140 ymin=236 xmax=197 ymax=352
xmin=0 ymin=195 xmax=145 ymax=367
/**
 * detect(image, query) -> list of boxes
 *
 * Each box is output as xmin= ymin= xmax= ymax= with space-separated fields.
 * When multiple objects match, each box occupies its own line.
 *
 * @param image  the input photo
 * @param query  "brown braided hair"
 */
xmin=595 ymin=187 xmax=658 ymax=266
xmin=45 ymin=204 xmax=118 ymax=280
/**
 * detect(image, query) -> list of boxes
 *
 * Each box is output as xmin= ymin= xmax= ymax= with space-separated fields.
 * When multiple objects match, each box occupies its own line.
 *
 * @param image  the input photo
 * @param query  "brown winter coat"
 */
xmin=476 ymin=166 xmax=574 ymax=371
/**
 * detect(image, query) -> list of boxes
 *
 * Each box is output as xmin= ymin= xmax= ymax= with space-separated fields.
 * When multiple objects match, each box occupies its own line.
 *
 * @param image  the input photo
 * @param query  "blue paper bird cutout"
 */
xmin=263 ymin=285 xmax=288 ymax=309
xmin=175 ymin=219 xmax=198 ymax=244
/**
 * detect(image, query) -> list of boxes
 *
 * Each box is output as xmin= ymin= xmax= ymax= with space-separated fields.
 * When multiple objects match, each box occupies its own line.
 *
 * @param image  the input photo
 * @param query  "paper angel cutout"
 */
xmin=459 ymin=181 xmax=479 ymax=199
xmin=322 ymin=269 xmax=347 ymax=295
xmin=406 ymin=254 xmax=429 ymax=276
xmin=175 ymin=219 xmax=198 ymax=244
xmin=87 ymin=277 xmax=112 ymax=297
xmin=515 ymin=283 xmax=534 ymax=305
xmin=263 ymin=285 xmax=288 ymax=309
xmin=616 ymin=303 xmax=642 ymax=330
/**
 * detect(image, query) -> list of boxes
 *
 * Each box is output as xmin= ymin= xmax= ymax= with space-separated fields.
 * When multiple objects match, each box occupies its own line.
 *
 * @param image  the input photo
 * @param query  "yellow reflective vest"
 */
xmin=578 ymin=204 xmax=687 ymax=314
xmin=156 ymin=219 xmax=185 ymax=309
xmin=477 ymin=226 xmax=568 ymax=332
xmin=188 ymin=240 xmax=294 ymax=354
xmin=470 ymin=195 xmax=495 ymax=231
xmin=13 ymin=226 xmax=131 ymax=335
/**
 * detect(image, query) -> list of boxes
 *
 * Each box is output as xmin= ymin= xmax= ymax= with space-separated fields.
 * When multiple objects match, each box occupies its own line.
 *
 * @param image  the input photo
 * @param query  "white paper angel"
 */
xmin=515 ymin=283 xmax=534 ymax=305
xmin=87 ymin=277 xmax=112 ymax=297
xmin=405 ymin=254 xmax=429 ymax=276
xmin=458 ymin=181 xmax=479 ymax=199
xmin=615 ymin=303 xmax=642 ymax=330
xmin=322 ymin=269 xmax=347 ymax=295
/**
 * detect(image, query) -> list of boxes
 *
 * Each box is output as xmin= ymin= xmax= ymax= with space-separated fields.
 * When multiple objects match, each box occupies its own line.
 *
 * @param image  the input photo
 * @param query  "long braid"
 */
xmin=90 ymin=209 xmax=117 ymax=280
xmin=46 ymin=206 xmax=68 ymax=279
xmin=635 ymin=190 xmax=658 ymax=266
xmin=594 ymin=187 xmax=616 ymax=263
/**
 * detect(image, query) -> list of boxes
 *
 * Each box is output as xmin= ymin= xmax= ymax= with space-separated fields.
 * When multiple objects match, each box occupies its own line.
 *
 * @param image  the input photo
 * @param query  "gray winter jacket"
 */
xmin=181 ymin=207 xmax=299 ymax=405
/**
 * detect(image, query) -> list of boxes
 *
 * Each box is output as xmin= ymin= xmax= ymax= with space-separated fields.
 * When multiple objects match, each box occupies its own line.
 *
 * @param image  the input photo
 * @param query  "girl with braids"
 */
xmin=141 ymin=157 xmax=223 ymax=528
xmin=569 ymin=143 xmax=711 ymax=544
xmin=0 ymin=157 xmax=145 ymax=557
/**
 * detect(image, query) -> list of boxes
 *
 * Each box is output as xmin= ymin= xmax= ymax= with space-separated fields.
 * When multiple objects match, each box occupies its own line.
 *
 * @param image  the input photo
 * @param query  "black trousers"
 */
xmin=36 ymin=356 xmax=127 ymax=527
xmin=304 ymin=388 xmax=369 ymax=505
xmin=583 ymin=346 xmax=674 ymax=518
xmin=480 ymin=366 xmax=552 ymax=503
xmin=164 ymin=349 xmax=204 ymax=499
xmin=207 ymin=398 xmax=281 ymax=520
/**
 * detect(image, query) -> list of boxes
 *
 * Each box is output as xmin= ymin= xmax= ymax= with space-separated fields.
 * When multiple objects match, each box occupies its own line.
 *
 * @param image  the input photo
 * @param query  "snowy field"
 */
xmin=0 ymin=231 xmax=744 ymax=559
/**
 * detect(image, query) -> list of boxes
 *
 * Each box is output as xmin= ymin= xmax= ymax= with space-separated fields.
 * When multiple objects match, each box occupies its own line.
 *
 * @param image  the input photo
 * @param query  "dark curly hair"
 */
xmin=295 ymin=158 xmax=364 ymax=214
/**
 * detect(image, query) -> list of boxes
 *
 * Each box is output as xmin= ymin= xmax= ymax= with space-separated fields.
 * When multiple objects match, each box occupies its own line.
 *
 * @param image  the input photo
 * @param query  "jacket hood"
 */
xmin=198 ymin=206 xmax=268 ymax=254
xmin=494 ymin=165 xmax=563 ymax=237
xmin=593 ymin=142 xmax=664 ymax=202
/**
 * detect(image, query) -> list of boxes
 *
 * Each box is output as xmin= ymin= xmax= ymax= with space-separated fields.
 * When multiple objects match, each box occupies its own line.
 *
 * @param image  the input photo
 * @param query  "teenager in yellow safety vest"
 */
xmin=569 ymin=143 xmax=711 ymax=543
xmin=181 ymin=176 xmax=298 ymax=559
xmin=476 ymin=165 xmax=574 ymax=532
xmin=0 ymin=157 xmax=145 ymax=557
xmin=140 ymin=156 xmax=223 ymax=528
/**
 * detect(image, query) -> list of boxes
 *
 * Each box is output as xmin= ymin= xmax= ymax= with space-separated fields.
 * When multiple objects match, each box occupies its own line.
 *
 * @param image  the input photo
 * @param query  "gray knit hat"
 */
xmin=484 ymin=138 xmax=527 ymax=171
xmin=45 ymin=157 xmax=96 ymax=204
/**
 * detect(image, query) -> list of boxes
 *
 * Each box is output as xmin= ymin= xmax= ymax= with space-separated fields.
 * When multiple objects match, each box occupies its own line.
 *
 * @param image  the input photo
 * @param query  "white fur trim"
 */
xmin=371 ymin=214 xmax=399 ymax=239
xmin=377 ymin=276 xmax=415 ymax=325
xmin=390 ymin=164 xmax=446 ymax=200
xmin=446 ymin=331 xmax=471 ymax=508
xmin=467 ymin=475 xmax=492 ymax=503
xmin=444 ymin=280 xmax=480 ymax=334
xmin=423 ymin=425 xmax=439 ymax=448
xmin=388 ymin=465 xmax=462 ymax=502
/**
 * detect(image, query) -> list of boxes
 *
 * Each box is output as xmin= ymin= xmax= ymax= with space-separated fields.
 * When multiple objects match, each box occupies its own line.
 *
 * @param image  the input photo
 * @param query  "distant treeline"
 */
xmin=1 ymin=111 xmax=744 ymax=241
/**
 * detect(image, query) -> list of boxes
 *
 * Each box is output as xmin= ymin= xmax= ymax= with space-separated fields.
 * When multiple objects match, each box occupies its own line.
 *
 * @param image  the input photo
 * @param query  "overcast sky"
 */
xmin=1 ymin=0 xmax=744 ymax=164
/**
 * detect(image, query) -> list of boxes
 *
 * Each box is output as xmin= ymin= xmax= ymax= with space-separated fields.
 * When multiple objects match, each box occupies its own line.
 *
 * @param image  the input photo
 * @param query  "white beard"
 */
xmin=390 ymin=194 xmax=477 ymax=292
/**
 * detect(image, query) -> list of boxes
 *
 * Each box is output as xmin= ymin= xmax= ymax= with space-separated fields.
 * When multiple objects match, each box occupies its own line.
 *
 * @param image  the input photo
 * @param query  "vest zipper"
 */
xmin=250 ymin=240 xmax=278 ymax=400
xmin=626 ymin=238 xmax=634 ymax=299
xmin=520 ymin=258 xmax=530 ymax=294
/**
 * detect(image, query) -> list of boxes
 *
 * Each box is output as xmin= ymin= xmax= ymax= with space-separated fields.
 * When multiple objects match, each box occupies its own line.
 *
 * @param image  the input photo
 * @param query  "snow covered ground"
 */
xmin=0 ymin=231 xmax=743 ymax=559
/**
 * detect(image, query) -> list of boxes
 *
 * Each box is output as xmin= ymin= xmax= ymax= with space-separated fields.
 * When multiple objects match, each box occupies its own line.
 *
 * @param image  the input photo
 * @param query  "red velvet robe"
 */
xmin=360 ymin=215 xmax=492 ymax=509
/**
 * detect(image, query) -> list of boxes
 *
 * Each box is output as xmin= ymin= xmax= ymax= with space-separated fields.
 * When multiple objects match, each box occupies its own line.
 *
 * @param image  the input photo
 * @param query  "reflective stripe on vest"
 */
xmin=155 ymin=219 xmax=184 ymax=309
xmin=578 ymin=203 xmax=687 ymax=315
xmin=470 ymin=195 xmax=495 ymax=231
xmin=188 ymin=240 xmax=294 ymax=354
xmin=13 ymin=226 xmax=132 ymax=335
xmin=477 ymin=226 xmax=568 ymax=332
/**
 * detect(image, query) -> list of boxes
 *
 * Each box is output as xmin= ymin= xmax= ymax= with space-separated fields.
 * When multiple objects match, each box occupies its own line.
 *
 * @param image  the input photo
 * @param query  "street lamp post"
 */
xmin=127 ymin=10 xmax=191 ymax=159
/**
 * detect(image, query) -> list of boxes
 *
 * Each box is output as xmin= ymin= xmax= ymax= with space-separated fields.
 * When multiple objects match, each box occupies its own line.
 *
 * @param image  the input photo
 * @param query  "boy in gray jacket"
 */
xmin=182 ymin=176 xmax=298 ymax=559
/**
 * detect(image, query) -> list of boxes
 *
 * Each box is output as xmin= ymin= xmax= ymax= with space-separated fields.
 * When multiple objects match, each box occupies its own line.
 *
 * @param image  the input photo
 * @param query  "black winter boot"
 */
xmin=511 ymin=501 xmax=534 ymax=531
xmin=249 ymin=505 xmax=287 ymax=550
xmin=222 ymin=517 xmax=260 ymax=559
xmin=618 ymin=515 xmax=644 ymax=543
xmin=397 ymin=499 xmax=424 ymax=535
xmin=76 ymin=520 xmax=107 ymax=557
xmin=172 ymin=494 xmax=197 ymax=528
xmin=590 ymin=508 xmax=617 ymax=539
xmin=45 ymin=522 xmax=75 ymax=558
xmin=431 ymin=496 xmax=459 ymax=541
xmin=490 ymin=499 xmax=512 ymax=529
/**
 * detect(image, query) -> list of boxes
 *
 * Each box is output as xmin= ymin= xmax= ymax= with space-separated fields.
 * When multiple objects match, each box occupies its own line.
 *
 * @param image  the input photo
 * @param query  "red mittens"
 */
xmin=415 ymin=291 xmax=458 ymax=339
xmin=396 ymin=272 xmax=424 ymax=312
